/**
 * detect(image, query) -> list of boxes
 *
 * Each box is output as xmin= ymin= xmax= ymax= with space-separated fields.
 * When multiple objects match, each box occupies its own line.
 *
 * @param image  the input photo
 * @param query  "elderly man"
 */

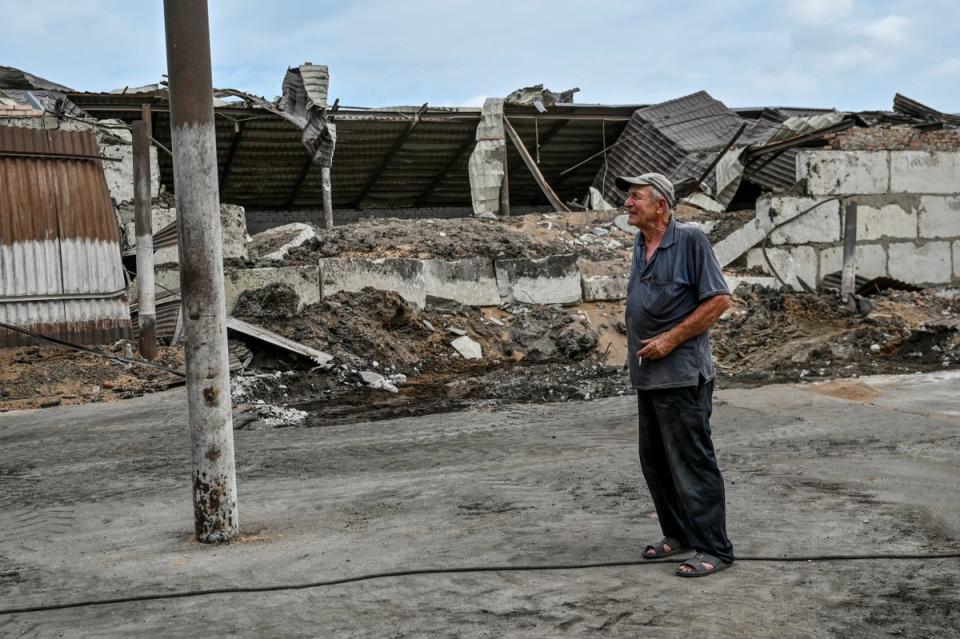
xmin=619 ymin=172 xmax=734 ymax=577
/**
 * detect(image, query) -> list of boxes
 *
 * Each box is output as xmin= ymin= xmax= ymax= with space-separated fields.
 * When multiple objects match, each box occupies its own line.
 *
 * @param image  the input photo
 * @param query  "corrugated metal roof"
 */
xmin=69 ymin=92 xmax=635 ymax=213
xmin=592 ymin=92 xmax=746 ymax=202
xmin=893 ymin=93 xmax=960 ymax=126
xmin=592 ymin=92 xmax=816 ymax=201
xmin=0 ymin=125 xmax=131 ymax=346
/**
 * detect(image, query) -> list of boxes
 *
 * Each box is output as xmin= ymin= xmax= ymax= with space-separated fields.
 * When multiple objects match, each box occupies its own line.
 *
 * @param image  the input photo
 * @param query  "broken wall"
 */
xmin=742 ymin=150 xmax=960 ymax=288
xmin=468 ymin=98 xmax=506 ymax=216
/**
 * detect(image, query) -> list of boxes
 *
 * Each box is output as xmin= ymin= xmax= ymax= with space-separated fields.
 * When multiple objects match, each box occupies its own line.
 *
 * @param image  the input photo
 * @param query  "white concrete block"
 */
xmin=954 ymin=241 xmax=960 ymax=280
xmin=423 ymin=258 xmax=501 ymax=307
xmin=152 ymin=204 xmax=248 ymax=265
xmin=766 ymin=196 xmax=841 ymax=244
xmin=818 ymin=244 xmax=888 ymax=281
xmin=581 ymin=275 xmax=629 ymax=301
xmin=851 ymin=202 xmax=917 ymax=241
xmin=715 ymin=196 xmax=839 ymax=265
xmin=495 ymin=254 xmax=581 ymax=305
xmin=746 ymin=246 xmax=818 ymax=291
xmin=219 ymin=204 xmax=250 ymax=260
xmin=723 ymin=274 xmax=780 ymax=292
xmin=154 ymin=267 xmax=180 ymax=297
xmin=918 ymin=195 xmax=960 ymax=238
xmin=317 ymin=257 xmax=500 ymax=308
xmin=888 ymin=241 xmax=953 ymax=285
xmin=101 ymin=144 xmax=160 ymax=205
xmin=890 ymin=152 xmax=960 ymax=194
xmin=252 ymin=222 xmax=316 ymax=262
xmin=714 ymin=216 xmax=768 ymax=267
xmin=319 ymin=257 xmax=426 ymax=307
xmin=124 ymin=206 xmax=177 ymax=254
xmin=685 ymin=220 xmax=717 ymax=236
xmin=224 ymin=266 xmax=320 ymax=314
xmin=798 ymin=150 xmax=889 ymax=195
xmin=450 ymin=335 xmax=482 ymax=360
xmin=613 ymin=214 xmax=640 ymax=236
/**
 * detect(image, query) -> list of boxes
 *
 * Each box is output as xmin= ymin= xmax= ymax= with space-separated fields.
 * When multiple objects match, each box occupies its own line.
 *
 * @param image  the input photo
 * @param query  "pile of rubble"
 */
xmin=714 ymin=285 xmax=960 ymax=386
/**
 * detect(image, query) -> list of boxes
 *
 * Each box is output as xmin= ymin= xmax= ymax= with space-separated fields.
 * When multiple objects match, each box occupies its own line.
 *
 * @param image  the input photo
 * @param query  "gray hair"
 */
xmin=643 ymin=185 xmax=672 ymax=212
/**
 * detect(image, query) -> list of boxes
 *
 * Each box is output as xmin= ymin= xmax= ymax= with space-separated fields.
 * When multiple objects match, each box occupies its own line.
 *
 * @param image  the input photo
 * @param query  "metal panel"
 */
xmin=70 ymin=92 xmax=640 ymax=212
xmin=0 ymin=125 xmax=131 ymax=346
xmin=592 ymin=92 xmax=803 ymax=203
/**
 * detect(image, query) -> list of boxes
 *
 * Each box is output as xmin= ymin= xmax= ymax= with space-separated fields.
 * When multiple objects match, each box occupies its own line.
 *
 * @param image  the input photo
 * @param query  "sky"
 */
xmin=1 ymin=0 xmax=958 ymax=112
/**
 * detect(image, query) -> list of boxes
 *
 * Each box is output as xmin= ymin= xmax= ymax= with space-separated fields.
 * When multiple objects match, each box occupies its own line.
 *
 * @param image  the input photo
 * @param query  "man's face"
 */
xmin=624 ymin=185 xmax=664 ymax=228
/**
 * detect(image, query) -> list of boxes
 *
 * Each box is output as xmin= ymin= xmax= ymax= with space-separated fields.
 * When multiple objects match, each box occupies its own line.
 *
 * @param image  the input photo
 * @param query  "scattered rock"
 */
xmin=358 ymin=370 xmax=385 ymax=386
xmin=451 ymin=336 xmax=483 ymax=360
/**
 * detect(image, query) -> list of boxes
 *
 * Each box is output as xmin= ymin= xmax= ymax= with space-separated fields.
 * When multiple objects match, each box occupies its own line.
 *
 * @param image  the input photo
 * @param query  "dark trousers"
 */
xmin=637 ymin=377 xmax=734 ymax=563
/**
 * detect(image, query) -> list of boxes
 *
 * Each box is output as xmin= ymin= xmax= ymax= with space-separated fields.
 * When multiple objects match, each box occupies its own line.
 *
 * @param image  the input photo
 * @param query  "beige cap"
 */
xmin=615 ymin=172 xmax=675 ymax=206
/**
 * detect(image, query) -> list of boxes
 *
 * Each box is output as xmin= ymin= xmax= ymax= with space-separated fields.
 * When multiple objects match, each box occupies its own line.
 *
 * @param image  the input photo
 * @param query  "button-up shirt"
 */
xmin=625 ymin=218 xmax=729 ymax=390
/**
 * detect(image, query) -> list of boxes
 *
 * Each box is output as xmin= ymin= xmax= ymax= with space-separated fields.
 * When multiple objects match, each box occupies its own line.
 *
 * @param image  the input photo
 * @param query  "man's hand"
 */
xmin=633 ymin=295 xmax=732 ymax=362
xmin=637 ymin=333 xmax=678 ymax=360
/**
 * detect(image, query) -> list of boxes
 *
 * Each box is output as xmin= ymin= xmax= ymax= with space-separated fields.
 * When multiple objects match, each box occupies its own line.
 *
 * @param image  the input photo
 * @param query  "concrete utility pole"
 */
xmin=841 ymin=201 xmax=858 ymax=300
xmin=132 ymin=118 xmax=157 ymax=361
xmin=163 ymin=0 xmax=239 ymax=543
xmin=321 ymin=166 xmax=334 ymax=229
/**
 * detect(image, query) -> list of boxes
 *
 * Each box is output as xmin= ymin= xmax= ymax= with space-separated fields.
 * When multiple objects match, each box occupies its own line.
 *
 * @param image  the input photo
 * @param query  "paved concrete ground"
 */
xmin=1 ymin=371 xmax=959 ymax=638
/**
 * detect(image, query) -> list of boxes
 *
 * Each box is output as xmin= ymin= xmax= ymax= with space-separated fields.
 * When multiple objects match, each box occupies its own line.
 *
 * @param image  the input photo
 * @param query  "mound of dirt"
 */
xmin=280 ymin=211 xmax=634 ymax=265
xmin=233 ymin=283 xmax=302 ymax=320
xmin=713 ymin=286 xmax=960 ymax=386
xmin=508 ymin=306 xmax=599 ymax=361
xmin=0 ymin=343 xmax=183 ymax=411
xmin=233 ymin=287 xmax=603 ymax=375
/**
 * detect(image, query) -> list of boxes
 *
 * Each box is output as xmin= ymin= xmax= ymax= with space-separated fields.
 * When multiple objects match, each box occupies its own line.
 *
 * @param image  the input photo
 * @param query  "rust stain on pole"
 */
xmin=133 ymin=119 xmax=157 ymax=361
xmin=164 ymin=0 xmax=239 ymax=544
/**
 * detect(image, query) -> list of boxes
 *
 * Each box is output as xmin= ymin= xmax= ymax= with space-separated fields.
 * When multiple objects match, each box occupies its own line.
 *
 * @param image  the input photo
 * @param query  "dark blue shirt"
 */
xmin=625 ymin=218 xmax=729 ymax=390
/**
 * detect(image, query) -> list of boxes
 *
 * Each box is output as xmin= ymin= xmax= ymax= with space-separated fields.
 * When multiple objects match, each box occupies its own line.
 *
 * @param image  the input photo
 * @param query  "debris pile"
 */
xmin=274 ymin=211 xmax=646 ymax=267
xmin=713 ymin=286 xmax=960 ymax=386
xmin=0 ymin=343 xmax=183 ymax=411
xmin=2 ymin=281 xmax=958 ymax=423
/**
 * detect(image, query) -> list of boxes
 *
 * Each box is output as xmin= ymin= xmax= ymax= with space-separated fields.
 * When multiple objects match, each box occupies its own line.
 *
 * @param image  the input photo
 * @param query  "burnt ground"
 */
xmin=2 ymin=284 xmax=958 ymax=427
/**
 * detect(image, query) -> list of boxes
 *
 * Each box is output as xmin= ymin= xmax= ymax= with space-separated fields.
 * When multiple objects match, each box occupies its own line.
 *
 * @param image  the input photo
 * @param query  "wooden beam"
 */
xmin=499 ymin=137 xmax=510 ymax=217
xmin=413 ymin=133 xmax=475 ymax=207
xmin=502 ymin=117 xmax=568 ymax=196
xmin=352 ymin=103 xmax=428 ymax=209
xmin=218 ymin=120 xmax=245 ymax=195
xmin=503 ymin=117 xmax=570 ymax=213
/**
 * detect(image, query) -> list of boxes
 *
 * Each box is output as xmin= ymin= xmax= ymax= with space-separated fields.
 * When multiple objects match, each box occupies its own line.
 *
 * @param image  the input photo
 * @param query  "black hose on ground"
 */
xmin=2 ymin=552 xmax=958 ymax=616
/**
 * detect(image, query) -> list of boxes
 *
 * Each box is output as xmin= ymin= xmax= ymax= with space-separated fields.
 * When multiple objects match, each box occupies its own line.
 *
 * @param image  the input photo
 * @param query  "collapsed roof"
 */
xmin=1 ymin=64 xmax=954 ymax=215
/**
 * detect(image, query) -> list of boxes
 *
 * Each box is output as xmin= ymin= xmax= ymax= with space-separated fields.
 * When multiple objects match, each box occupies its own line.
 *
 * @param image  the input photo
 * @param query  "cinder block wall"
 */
xmin=746 ymin=150 xmax=960 ymax=288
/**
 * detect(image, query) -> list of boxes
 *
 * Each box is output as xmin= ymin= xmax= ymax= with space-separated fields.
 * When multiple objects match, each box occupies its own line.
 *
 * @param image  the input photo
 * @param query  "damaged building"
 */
xmin=0 ymin=61 xmax=959 ymax=414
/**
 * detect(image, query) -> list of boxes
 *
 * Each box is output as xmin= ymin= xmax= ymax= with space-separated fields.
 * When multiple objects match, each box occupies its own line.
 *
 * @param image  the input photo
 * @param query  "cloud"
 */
xmin=787 ymin=0 xmax=854 ymax=25
xmin=931 ymin=57 xmax=960 ymax=76
xmin=459 ymin=95 xmax=489 ymax=108
xmin=738 ymin=67 xmax=820 ymax=102
xmin=862 ymin=15 xmax=909 ymax=47
xmin=826 ymin=45 xmax=878 ymax=71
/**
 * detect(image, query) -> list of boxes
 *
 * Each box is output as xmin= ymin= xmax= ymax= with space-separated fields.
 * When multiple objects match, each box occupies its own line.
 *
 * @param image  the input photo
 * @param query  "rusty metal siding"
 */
xmin=0 ymin=125 xmax=131 ymax=346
